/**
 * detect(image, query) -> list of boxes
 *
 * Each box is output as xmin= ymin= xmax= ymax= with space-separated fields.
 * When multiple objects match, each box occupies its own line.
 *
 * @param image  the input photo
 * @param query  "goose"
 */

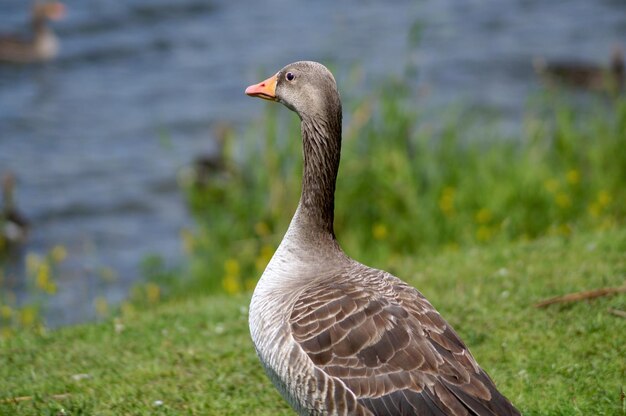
xmin=178 ymin=122 xmax=234 ymax=190
xmin=245 ymin=61 xmax=520 ymax=415
xmin=1 ymin=172 xmax=29 ymax=247
xmin=0 ymin=1 xmax=65 ymax=64
xmin=533 ymin=46 xmax=624 ymax=92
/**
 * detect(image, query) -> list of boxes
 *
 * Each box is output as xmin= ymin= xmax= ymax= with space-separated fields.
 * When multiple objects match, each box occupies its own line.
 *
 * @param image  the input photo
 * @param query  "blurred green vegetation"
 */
xmin=177 ymin=77 xmax=626 ymax=297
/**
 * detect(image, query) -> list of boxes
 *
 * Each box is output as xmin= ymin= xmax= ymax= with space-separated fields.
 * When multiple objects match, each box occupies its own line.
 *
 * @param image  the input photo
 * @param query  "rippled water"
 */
xmin=1 ymin=0 xmax=624 ymax=326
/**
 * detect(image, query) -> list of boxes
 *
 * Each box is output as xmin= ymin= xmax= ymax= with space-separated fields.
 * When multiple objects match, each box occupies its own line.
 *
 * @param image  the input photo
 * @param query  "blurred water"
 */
xmin=0 ymin=0 xmax=624 ymax=326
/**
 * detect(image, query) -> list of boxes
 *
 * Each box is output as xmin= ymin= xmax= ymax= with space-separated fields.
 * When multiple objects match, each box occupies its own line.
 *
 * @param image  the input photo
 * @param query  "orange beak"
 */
xmin=245 ymin=74 xmax=278 ymax=101
xmin=49 ymin=2 xmax=66 ymax=20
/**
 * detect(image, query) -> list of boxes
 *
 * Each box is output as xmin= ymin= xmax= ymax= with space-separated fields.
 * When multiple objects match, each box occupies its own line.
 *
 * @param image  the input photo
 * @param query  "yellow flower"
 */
xmin=35 ymin=263 xmax=52 ymax=292
xmin=566 ymin=169 xmax=580 ymax=185
xmin=224 ymin=259 xmax=240 ymax=277
xmin=222 ymin=274 xmax=241 ymax=295
xmin=120 ymin=301 xmax=135 ymax=317
xmin=0 ymin=327 xmax=13 ymax=339
xmin=260 ymin=244 xmax=274 ymax=260
xmin=474 ymin=208 xmax=492 ymax=224
xmin=45 ymin=281 xmax=57 ymax=295
xmin=94 ymin=297 xmax=109 ymax=317
xmin=444 ymin=242 xmax=460 ymax=252
xmin=372 ymin=223 xmax=388 ymax=240
xmin=543 ymin=179 xmax=559 ymax=193
xmin=555 ymin=192 xmax=571 ymax=209
xmin=50 ymin=245 xmax=67 ymax=263
xmin=255 ymin=222 xmax=271 ymax=237
xmin=1 ymin=305 xmax=13 ymax=319
xmin=599 ymin=217 xmax=616 ymax=231
xmin=587 ymin=202 xmax=601 ymax=218
xmin=597 ymin=190 xmax=611 ymax=207
xmin=558 ymin=223 xmax=572 ymax=236
xmin=438 ymin=187 xmax=456 ymax=216
xmin=19 ymin=306 xmax=37 ymax=327
xmin=146 ymin=283 xmax=160 ymax=303
xmin=476 ymin=226 xmax=492 ymax=242
xmin=223 ymin=258 xmax=243 ymax=294
xmin=33 ymin=261 xmax=57 ymax=294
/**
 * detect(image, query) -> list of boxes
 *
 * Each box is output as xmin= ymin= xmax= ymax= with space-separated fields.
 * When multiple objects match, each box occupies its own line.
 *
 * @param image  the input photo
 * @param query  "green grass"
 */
xmin=1 ymin=227 xmax=625 ymax=415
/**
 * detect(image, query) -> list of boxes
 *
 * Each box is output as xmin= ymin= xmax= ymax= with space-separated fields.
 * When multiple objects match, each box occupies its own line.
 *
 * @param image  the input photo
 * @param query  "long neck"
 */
xmin=2 ymin=180 xmax=13 ymax=212
xmin=31 ymin=15 xmax=49 ymax=38
xmin=294 ymin=111 xmax=342 ymax=239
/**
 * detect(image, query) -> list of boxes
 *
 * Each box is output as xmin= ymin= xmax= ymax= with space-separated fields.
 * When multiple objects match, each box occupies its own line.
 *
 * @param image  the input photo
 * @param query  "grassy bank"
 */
xmin=2 ymin=227 xmax=625 ymax=415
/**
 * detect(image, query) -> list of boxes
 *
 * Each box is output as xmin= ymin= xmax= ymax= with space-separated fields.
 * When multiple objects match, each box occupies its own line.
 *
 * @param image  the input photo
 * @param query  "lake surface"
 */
xmin=1 ymin=0 xmax=624 ymax=326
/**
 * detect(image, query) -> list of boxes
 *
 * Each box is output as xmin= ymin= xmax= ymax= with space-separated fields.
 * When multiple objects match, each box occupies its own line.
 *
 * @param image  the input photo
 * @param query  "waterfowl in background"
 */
xmin=0 ymin=1 xmax=65 ymax=64
xmin=533 ymin=46 xmax=624 ymax=93
xmin=178 ymin=122 xmax=234 ymax=190
xmin=246 ymin=61 xmax=520 ymax=415
xmin=1 ymin=172 xmax=29 ymax=248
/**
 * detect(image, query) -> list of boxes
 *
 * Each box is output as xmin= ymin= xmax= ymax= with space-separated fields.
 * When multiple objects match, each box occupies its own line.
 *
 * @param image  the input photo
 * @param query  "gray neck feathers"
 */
xmin=32 ymin=14 xmax=50 ymax=37
xmin=296 ymin=107 xmax=342 ymax=239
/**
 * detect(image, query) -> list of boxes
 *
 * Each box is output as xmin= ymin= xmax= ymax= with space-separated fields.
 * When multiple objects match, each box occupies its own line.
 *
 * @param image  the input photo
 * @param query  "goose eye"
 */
xmin=286 ymin=72 xmax=295 ymax=81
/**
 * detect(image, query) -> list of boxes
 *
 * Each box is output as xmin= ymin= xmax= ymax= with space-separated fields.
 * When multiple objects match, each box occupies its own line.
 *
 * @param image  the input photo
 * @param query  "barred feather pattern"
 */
xmin=250 ymin=234 xmax=520 ymax=415
xmin=289 ymin=264 xmax=520 ymax=415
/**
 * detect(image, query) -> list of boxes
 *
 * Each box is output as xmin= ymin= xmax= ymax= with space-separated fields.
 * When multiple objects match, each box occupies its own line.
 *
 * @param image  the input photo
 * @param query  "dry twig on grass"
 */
xmin=0 ymin=393 xmax=70 ymax=404
xmin=534 ymin=284 xmax=626 ymax=308
xmin=607 ymin=308 xmax=626 ymax=319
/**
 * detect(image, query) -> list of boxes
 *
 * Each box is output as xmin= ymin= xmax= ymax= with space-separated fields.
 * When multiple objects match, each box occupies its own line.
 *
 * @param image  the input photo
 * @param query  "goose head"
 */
xmin=32 ymin=2 xmax=66 ymax=23
xmin=245 ymin=61 xmax=341 ymax=123
xmin=612 ymin=45 xmax=624 ymax=78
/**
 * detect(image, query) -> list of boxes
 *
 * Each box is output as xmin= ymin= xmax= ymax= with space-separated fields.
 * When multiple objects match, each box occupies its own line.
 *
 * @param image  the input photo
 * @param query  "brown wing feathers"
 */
xmin=290 ymin=270 xmax=519 ymax=415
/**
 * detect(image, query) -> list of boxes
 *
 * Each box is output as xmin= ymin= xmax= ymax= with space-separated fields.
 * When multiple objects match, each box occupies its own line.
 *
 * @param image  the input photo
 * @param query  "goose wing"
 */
xmin=289 ymin=268 xmax=520 ymax=416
